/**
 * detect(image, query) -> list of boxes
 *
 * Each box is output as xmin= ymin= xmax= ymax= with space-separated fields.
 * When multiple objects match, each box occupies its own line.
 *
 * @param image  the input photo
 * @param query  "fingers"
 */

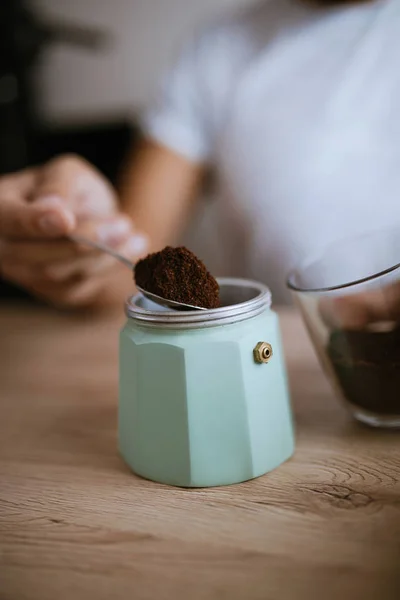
xmin=41 ymin=233 xmax=148 ymax=282
xmin=0 ymin=191 xmax=150 ymax=307
xmin=0 ymin=155 xmax=117 ymax=242
xmin=42 ymin=253 xmax=115 ymax=282
xmin=1 ymin=216 xmax=130 ymax=263
xmin=0 ymin=168 xmax=37 ymax=198
xmin=1 ymin=220 xmax=149 ymax=307
xmin=33 ymin=155 xmax=117 ymax=218
xmin=2 ymin=239 xmax=88 ymax=264
xmin=49 ymin=233 xmax=147 ymax=279
xmin=73 ymin=214 xmax=132 ymax=247
xmin=1 ymin=215 xmax=146 ymax=265
xmin=2 ymin=253 xmax=135 ymax=309
xmin=2 ymin=264 xmax=109 ymax=308
xmin=0 ymin=187 xmax=76 ymax=239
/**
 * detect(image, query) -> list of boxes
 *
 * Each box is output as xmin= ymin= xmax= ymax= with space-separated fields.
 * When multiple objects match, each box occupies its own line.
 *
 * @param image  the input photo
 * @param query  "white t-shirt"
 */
xmin=143 ymin=0 xmax=400 ymax=303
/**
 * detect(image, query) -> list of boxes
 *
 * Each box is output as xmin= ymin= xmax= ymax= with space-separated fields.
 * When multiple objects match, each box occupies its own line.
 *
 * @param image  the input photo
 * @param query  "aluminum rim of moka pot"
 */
xmin=125 ymin=277 xmax=272 ymax=330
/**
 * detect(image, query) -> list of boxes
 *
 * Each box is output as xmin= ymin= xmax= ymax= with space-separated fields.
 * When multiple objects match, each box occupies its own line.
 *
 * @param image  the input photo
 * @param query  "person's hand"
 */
xmin=319 ymin=280 xmax=400 ymax=330
xmin=0 ymin=155 xmax=148 ymax=307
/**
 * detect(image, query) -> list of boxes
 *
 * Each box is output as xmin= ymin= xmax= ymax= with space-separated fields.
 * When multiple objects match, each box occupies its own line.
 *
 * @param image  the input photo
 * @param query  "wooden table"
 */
xmin=0 ymin=305 xmax=399 ymax=600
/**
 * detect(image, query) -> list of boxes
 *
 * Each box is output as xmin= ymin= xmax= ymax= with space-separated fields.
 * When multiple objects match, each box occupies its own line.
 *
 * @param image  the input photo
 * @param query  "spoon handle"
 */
xmin=69 ymin=234 xmax=134 ymax=269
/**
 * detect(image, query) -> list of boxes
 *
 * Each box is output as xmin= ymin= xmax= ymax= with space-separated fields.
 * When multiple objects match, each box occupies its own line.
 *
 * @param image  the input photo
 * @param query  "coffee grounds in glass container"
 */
xmin=327 ymin=327 xmax=400 ymax=416
xmin=134 ymin=246 xmax=220 ymax=309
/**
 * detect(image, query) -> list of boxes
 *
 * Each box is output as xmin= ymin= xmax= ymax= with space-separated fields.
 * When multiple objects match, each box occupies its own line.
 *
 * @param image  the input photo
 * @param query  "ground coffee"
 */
xmin=327 ymin=326 xmax=400 ymax=416
xmin=134 ymin=246 xmax=220 ymax=309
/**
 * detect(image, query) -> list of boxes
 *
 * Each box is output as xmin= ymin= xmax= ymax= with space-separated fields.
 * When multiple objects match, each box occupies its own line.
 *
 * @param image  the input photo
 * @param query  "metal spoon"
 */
xmin=69 ymin=234 xmax=206 ymax=312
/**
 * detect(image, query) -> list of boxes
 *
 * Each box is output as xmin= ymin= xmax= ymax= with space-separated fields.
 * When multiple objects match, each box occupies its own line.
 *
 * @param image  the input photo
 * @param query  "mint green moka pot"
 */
xmin=119 ymin=278 xmax=294 ymax=487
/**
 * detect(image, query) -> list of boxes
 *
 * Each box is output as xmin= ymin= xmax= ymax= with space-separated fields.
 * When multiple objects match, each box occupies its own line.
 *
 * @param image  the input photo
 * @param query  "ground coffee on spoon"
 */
xmin=134 ymin=246 xmax=220 ymax=310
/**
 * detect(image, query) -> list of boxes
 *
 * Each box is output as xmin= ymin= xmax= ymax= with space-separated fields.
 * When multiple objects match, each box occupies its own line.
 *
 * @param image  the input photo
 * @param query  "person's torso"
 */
xmin=210 ymin=0 xmax=400 ymax=303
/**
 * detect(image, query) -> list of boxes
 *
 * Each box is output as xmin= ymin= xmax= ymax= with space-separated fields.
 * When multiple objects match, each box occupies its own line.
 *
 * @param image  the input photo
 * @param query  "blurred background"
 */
xmin=0 ymin=0 xmax=255 ymax=296
xmin=2 ymin=0 xmax=253 ymax=175
xmin=0 ymin=0 xmax=257 ymax=300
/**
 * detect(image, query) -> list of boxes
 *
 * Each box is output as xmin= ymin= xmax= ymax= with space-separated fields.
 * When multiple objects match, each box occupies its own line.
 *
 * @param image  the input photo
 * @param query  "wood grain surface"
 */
xmin=0 ymin=304 xmax=399 ymax=600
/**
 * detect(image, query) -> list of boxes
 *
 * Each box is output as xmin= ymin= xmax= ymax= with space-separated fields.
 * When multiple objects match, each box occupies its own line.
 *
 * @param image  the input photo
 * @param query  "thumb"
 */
xmin=33 ymin=155 xmax=117 ymax=218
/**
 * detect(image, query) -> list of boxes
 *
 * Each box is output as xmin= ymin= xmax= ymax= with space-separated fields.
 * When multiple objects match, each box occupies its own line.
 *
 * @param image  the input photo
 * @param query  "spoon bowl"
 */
xmin=69 ymin=234 xmax=206 ymax=312
xmin=136 ymin=286 xmax=207 ymax=311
